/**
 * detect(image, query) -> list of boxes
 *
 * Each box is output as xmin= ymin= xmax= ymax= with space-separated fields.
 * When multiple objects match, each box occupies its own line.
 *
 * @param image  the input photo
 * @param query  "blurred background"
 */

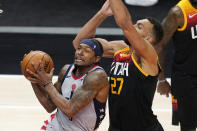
xmin=0 ymin=0 xmax=179 ymax=76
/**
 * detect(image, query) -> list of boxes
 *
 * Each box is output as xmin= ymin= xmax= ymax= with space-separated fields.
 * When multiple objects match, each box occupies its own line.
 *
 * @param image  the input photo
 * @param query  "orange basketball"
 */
xmin=21 ymin=50 xmax=54 ymax=78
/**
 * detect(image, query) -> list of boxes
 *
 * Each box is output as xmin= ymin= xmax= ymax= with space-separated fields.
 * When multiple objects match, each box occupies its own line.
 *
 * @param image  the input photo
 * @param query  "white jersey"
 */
xmin=51 ymin=64 xmax=106 ymax=131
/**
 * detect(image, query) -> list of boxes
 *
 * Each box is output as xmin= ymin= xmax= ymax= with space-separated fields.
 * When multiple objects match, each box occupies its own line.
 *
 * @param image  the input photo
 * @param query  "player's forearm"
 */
xmin=73 ymin=11 xmax=108 ymax=49
xmin=158 ymin=48 xmax=167 ymax=80
xmin=110 ymin=0 xmax=132 ymax=28
xmin=31 ymin=83 xmax=56 ymax=113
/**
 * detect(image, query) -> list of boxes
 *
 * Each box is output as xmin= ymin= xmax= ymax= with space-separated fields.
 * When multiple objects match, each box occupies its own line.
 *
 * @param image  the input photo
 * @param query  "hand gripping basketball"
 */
xmin=21 ymin=50 xmax=54 ymax=79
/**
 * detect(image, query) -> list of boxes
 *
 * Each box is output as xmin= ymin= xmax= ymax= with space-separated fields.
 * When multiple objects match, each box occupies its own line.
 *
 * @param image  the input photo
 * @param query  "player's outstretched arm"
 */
xmin=72 ymin=0 xmax=112 ymax=49
xmin=44 ymin=70 xmax=108 ymax=118
xmin=109 ymin=0 xmax=157 ymax=64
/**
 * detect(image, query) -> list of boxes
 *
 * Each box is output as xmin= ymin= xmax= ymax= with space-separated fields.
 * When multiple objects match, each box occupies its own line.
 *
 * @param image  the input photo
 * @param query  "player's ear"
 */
xmin=145 ymin=35 xmax=154 ymax=44
xmin=95 ymin=56 xmax=101 ymax=63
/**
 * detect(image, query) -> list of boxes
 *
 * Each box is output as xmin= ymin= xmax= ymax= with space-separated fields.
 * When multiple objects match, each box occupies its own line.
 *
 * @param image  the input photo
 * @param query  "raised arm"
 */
xmin=109 ymin=0 xmax=157 ymax=64
xmin=72 ymin=0 xmax=112 ymax=49
xmin=157 ymin=6 xmax=184 ymax=96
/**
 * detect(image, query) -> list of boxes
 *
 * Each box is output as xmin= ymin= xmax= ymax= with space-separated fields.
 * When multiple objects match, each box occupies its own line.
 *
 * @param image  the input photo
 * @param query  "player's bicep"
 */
xmin=69 ymin=70 xmax=108 ymax=114
xmin=69 ymin=85 xmax=98 ymax=114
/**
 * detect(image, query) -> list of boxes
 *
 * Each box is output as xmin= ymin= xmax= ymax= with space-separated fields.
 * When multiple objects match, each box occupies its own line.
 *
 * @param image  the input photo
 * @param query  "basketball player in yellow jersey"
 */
xmin=157 ymin=0 xmax=197 ymax=131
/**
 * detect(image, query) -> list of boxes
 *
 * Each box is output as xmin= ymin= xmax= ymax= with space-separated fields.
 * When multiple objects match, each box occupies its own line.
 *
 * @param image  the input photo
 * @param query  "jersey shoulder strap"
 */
xmin=61 ymin=64 xmax=74 ymax=85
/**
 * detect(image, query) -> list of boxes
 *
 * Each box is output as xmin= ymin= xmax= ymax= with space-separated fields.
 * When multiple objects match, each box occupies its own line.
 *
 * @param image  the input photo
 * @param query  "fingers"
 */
xmin=26 ymin=68 xmax=38 ymax=78
xmin=50 ymin=68 xmax=55 ymax=76
xmin=31 ymin=60 xmax=45 ymax=73
xmin=31 ymin=62 xmax=38 ymax=72
xmin=26 ymin=77 xmax=39 ymax=83
xmin=37 ymin=60 xmax=42 ymax=71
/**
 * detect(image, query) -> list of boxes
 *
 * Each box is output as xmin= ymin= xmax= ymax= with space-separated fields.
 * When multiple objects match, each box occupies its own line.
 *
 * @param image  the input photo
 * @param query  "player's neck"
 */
xmin=74 ymin=64 xmax=96 ymax=77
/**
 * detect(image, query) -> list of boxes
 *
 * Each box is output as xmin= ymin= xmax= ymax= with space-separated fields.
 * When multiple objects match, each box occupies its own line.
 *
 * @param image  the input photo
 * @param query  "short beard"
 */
xmin=74 ymin=64 xmax=80 ymax=69
xmin=74 ymin=64 xmax=93 ymax=70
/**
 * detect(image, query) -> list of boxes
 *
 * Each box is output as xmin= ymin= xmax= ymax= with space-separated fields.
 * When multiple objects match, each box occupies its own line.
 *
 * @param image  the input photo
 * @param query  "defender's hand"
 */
xmin=157 ymin=80 xmax=171 ymax=97
xmin=99 ymin=0 xmax=113 ymax=17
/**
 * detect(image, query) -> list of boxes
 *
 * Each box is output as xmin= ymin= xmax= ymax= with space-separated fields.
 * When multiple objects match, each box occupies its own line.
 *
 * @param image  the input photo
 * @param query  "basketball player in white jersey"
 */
xmin=26 ymin=39 xmax=109 ymax=131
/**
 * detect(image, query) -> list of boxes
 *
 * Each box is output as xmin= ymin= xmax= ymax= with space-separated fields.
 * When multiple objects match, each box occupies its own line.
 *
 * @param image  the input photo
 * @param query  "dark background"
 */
xmin=0 ymin=0 xmax=179 ymax=76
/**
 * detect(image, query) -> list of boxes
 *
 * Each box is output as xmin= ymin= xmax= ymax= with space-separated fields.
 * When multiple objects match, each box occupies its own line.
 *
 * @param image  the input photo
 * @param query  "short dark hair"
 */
xmin=147 ymin=17 xmax=164 ymax=44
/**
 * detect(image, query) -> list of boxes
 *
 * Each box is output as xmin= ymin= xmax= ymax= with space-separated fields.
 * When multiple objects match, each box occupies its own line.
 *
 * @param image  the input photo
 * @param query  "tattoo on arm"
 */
xmin=70 ymin=70 xmax=108 ymax=115
xmin=70 ymin=86 xmax=97 ymax=114
xmin=46 ymin=68 xmax=108 ymax=118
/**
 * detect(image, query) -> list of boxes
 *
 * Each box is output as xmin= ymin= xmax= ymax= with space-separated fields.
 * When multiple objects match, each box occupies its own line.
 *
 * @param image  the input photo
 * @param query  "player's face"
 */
xmin=134 ymin=19 xmax=154 ymax=42
xmin=74 ymin=44 xmax=100 ymax=66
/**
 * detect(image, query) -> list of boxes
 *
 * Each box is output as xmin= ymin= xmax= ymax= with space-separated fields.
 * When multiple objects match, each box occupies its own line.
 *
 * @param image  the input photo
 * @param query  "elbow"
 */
xmin=63 ymin=108 xmax=76 ymax=118
xmin=44 ymin=103 xmax=56 ymax=113
xmin=45 ymin=106 xmax=56 ymax=113
xmin=46 ymin=108 xmax=53 ymax=113
xmin=62 ymin=102 xmax=77 ymax=118
xmin=67 ymin=111 xmax=75 ymax=118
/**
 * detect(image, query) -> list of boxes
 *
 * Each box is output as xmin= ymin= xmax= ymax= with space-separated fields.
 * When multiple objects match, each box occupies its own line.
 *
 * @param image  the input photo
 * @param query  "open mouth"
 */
xmin=75 ymin=57 xmax=84 ymax=62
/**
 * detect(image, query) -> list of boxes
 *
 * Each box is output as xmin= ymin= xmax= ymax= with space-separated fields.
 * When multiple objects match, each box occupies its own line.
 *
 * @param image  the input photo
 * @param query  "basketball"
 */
xmin=21 ymin=50 xmax=54 ymax=78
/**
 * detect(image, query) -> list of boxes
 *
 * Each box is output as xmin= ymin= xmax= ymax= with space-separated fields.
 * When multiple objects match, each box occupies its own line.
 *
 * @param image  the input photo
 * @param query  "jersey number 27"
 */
xmin=110 ymin=77 xmax=124 ymax=95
